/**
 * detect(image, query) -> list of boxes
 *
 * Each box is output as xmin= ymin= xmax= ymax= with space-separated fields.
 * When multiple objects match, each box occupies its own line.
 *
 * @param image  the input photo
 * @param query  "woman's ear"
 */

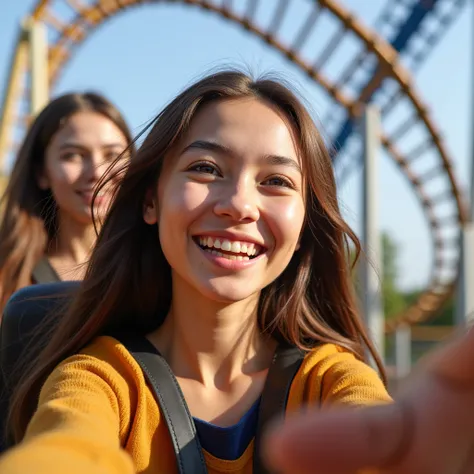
xmin=143 ymin=189 xmax=158 ymax=225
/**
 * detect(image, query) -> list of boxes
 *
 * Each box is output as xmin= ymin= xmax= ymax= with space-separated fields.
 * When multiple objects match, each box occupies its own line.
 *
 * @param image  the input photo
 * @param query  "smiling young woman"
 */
xmin=0 ymin=71 xmax=391 ymax=474
xmin=0 ymin=93 xmax=134 ymax=311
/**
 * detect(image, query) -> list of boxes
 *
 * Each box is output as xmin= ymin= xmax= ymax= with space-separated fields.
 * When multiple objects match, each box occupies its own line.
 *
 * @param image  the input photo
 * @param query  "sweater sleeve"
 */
xmin=320 ymin=349 xmax=392 ymax=407
xmin=0 ymin=352 xmax=135 ymax=474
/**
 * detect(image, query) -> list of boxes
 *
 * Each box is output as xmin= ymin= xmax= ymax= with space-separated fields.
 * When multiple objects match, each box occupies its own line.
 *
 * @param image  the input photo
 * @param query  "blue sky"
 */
xmin=0 ymin=0 xmax=472 ymax=291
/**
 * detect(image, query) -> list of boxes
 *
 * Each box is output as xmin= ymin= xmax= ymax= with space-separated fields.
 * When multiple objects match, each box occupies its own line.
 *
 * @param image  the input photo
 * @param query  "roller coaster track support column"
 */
xmin=360 ymin=105 xmax=385 ymax=365
xmin=25 ymin=17 xmax=49 ymax=117
xmin=456 ymin=2 xmax=474 ymax=327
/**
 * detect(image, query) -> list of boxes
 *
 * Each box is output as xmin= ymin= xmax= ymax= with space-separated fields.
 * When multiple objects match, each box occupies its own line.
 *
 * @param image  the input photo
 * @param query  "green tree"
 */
xmin=351 ymin=231 xmax=454 ymax=354
xmin=385 ymin=260 xmax=454 ymax=326
xmin=351 ymin=232 xmax=407 ymax=319
xmin=381 ymin=233 xmax=406 ymax=319
xmin=413 ymin=290 xmax=454 ymax=326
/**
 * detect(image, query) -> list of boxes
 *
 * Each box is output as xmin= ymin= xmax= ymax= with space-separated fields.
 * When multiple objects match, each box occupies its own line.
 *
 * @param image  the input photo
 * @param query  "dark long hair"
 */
xmin=9 ymin=71 xmax=385 ymax=441
xmin=0 ymin=92 xmax=134 ymax=309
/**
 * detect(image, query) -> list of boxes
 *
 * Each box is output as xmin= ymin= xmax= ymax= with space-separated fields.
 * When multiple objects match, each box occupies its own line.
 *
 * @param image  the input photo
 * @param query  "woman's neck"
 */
xmin=46 ymin=211 xmax=97 ymax=279
xmin=150 ymin=274 xmax=276 ymax=389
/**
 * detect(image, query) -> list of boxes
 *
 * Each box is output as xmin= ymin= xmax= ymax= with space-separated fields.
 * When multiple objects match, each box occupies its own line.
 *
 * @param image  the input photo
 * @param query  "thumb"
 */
xmin=264 ymin=403 xmax=410 ymax=474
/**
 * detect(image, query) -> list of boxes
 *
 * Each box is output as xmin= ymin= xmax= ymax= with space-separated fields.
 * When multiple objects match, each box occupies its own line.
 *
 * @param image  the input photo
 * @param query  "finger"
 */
xmin=264 ymin=402 xmax=411 ymax=474
xmin=422 ymin=325 xmax=474 ymax=392
xmin=460 ymin=444 xmax=474 ymax=474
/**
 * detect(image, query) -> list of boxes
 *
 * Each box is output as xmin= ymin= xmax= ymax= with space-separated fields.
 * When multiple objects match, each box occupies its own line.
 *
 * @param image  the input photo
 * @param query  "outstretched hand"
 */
xmin=264 ymin=327 xmax=474 ymax=474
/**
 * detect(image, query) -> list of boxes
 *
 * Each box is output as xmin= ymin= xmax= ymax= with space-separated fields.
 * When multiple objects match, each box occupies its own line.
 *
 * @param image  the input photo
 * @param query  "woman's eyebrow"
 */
xmin=181 ymin=140 xmax=301 ymax=174
xmin=180 ymin=140 xmax=232 ymax=157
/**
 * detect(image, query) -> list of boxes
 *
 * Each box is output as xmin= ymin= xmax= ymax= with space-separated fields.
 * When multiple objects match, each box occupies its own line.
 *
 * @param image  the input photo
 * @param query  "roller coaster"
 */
xmin=0 ymin=0 xmax=470 ymax=333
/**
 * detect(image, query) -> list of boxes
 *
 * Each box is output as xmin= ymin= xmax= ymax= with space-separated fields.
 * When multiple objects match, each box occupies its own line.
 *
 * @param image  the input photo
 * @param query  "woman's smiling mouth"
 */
xmin=193 ymin=235 xmax=266 ymax=269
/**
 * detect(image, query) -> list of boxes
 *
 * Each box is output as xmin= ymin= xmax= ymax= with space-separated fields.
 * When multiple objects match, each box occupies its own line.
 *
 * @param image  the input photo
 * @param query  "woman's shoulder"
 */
xmin=19 ymin=335 xmax=146 ymax=459
xmin=45 ymin=335 xmax=145 ymax=396
xmin=290 ymin=343 xmax=391 ymax=407
xmin=80 ymin=334 xmax=136 ymax=358
xmin=302 ymin=342 xmax=368 ymax=369
xmin=36 ymin=335 xmax=146 ymax=439
xmin=68 ymin=334 xmax=142 ymax=374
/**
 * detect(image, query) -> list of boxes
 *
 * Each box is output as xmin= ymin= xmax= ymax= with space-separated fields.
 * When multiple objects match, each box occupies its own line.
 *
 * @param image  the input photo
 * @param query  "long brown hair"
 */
xmin=9 ymin=70 xmax=385 ymax=441
xmin=0 ymin=92 xmax=134 ymax=309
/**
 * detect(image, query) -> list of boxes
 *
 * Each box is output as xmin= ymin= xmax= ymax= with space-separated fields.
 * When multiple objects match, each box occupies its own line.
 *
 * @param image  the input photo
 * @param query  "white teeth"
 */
xmin=197 ymin=236 xmax=262 ymax=258
xmin=203 ymin=248 xmax=250 ymax=261
xmin=221 ymin=240 xmax=232 ymax=252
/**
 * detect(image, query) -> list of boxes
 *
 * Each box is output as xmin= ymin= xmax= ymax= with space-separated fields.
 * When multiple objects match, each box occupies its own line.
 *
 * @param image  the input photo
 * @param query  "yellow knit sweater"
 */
xmin=0 ymin=336 xmax=391 ymax=474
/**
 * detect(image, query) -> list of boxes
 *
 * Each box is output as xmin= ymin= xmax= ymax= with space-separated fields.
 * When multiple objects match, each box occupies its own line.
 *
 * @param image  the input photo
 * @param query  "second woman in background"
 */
xmin=0 ymin=92 xmax=134 ymax=310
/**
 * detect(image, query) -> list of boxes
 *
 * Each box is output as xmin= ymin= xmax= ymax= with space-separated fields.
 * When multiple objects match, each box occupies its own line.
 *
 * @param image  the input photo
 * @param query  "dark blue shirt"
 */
xmin=193 ymin=398 xmax=260 ymax=460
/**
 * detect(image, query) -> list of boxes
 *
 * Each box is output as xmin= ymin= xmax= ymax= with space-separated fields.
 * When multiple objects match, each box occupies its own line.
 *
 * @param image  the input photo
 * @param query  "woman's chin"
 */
xmin=199 ymin=283 xmax=260 ymax=305
xmin=79 ymin=206 xmax=109 ymax=224
xmin=68 ymin=209 xmax=100 ymax=227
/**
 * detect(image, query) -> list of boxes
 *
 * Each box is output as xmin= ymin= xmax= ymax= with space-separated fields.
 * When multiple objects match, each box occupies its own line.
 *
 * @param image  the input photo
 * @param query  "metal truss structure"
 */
xmin=0 ymin=0 xmax=469 ymax=332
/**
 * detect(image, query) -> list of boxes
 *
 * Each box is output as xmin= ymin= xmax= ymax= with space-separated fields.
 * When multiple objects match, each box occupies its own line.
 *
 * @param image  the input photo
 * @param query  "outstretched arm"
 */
xmin=265 ymin=327 xmax=474 ymax=474
xmin=0 ymin=353 xmax=135 ymax=474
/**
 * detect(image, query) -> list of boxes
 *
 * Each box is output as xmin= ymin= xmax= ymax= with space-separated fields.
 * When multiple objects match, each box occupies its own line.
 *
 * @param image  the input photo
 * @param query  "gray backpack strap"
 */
xmin=253 ymin=343 xmax=305 ymax=474
xmin=32 ymin=258 xmax=60 ymax=284
xmin=117 ymin=333 xmax=208 ymax=474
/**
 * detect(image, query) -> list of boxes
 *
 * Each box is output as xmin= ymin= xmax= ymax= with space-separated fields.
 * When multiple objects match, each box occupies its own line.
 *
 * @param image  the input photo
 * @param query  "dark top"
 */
xmin=193 ymin=397 xmax=261 ymax=460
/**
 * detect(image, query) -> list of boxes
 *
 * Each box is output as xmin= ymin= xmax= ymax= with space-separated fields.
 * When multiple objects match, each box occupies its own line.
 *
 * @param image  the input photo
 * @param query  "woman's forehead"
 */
xmin=50 ymin=112 xmax=127 ymax=149
xmin=180 ymin=98 xmax=300 ymax=160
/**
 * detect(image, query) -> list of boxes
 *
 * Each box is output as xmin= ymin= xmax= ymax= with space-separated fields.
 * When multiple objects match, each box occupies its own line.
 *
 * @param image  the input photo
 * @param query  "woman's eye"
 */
xmin=106 ymin=152 xmax=119 ymax=161
xmin=263 ymin=176 xmax=294 ymax=188
xmin=60 ymin=152 xmax=82 ymax=161
xmin=188 ymin=162 xmax=220 ymax=176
